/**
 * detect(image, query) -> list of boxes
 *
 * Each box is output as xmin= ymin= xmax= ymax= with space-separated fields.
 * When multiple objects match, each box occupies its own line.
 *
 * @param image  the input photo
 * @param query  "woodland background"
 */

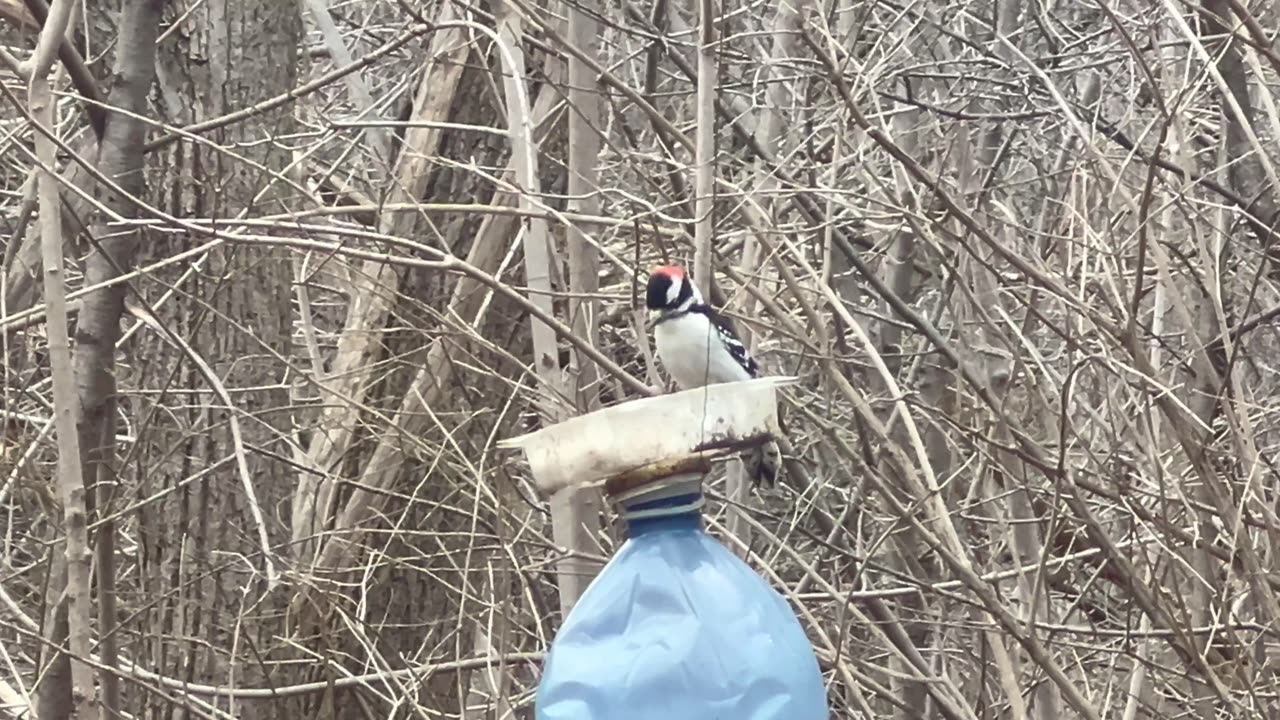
xmin=1 ymin=0 xmax=1279 ymax=717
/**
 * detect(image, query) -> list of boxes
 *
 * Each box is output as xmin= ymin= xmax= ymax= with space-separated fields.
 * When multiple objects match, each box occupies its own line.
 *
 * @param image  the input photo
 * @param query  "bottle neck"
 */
xmin=614 ymin=473 xmax=705 ymax=538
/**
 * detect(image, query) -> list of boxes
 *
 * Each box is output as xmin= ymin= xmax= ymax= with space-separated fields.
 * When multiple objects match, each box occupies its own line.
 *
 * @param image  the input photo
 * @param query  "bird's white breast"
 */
xmin=653 ymin=313 xmax=752 ymax=389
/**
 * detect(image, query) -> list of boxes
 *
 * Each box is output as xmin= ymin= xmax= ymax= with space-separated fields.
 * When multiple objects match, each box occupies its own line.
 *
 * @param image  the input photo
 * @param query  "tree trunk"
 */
xmin=128 ymin=1 xmax=302 ymax=716
xmin=72 ymin=5 xmax=164 ymax=715
xmin=28 ymin=1 xmax=99 ymax=715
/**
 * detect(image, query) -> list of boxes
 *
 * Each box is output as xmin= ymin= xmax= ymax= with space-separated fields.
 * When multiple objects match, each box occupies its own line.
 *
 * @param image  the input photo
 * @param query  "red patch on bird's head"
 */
xmin=653 ymin=264 xmax=686 ymax=279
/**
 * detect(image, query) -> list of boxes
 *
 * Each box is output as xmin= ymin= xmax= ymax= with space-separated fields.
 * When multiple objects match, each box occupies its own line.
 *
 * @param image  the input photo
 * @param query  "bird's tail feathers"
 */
xmin=744 ymin=439 xmax=782 ymax=488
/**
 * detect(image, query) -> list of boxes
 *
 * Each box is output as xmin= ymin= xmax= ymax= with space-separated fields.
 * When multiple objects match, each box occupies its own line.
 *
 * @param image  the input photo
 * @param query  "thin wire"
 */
xmin=697 ymin=9 xmax=727 ymax=452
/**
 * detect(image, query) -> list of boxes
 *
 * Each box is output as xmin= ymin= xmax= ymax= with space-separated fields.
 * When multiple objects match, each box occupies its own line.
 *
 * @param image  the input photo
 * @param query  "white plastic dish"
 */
xmin=499 ymin=377 xmax=796 ymax=494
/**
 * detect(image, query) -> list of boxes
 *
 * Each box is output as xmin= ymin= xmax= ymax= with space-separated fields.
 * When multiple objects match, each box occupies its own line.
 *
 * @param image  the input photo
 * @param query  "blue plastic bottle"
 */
xmin=536 ymin=475 xmax=829 ymax=720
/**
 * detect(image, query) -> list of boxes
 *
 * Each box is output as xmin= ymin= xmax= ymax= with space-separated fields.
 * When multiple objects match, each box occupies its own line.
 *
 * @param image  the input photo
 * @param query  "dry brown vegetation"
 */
xmin=2 ymin=0 xmax=1280 ymax=717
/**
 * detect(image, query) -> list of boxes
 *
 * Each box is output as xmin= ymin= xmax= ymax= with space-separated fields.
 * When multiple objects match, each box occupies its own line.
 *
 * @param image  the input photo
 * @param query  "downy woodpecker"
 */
xmin=645 ymin=265 xmax=781 ymax=486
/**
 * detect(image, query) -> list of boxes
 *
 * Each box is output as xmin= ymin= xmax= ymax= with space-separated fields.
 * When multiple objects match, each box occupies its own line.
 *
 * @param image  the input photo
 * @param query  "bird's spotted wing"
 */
xmin=690 ymin=304 xmax=759 ymax=378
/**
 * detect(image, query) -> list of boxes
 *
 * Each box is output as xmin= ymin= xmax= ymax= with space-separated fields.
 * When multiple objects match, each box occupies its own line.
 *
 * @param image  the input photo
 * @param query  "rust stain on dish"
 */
xmin=604 ymin=456 xmax=713 ymax=497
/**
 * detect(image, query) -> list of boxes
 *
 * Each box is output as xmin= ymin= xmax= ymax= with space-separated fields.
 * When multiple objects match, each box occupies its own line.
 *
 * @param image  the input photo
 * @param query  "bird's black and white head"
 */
xmin=645 ymin=265 xmax=701 ymax=319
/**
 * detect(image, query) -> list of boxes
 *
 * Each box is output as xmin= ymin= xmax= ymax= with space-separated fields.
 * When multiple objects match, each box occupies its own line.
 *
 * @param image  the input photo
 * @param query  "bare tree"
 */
xmin=66 ymin=4 xmax=166 ymax=716
xmin=6 ymin=0 xmax=1280 ymax=717
xmin=25 ymin=0 xmax=95 ymax=715
xmin=559 ymin=0 xmax=608 ymax=609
